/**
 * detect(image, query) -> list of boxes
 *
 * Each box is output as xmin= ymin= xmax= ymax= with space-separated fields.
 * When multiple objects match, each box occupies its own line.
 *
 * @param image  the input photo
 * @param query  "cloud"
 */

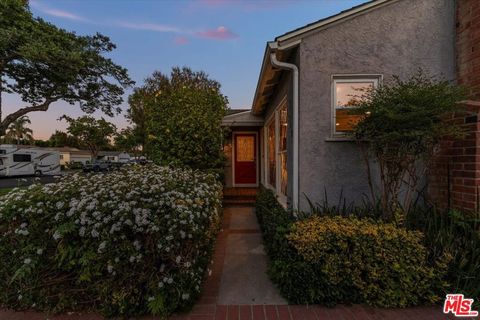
xmin=30 ymin=1 xmax=88 ymax=22
xmin=31 ymin=1 xmax=239 ymax=41
xmin=174 ymin=36 xmax=189 ymax=45
xmin=196 ymin=0 xmax=292 ymax=11
xmin=195 ymin=26 xmax=238 ymax=40
xmin=117 ymin=22 xmax=182 ymax=34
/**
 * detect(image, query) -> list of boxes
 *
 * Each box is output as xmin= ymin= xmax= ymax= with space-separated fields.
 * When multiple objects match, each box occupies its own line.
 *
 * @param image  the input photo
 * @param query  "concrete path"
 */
xmin=170 ymin=205 xmax=458 ymax=320
xmin=217 ymin=207 xmax=286 ymax=305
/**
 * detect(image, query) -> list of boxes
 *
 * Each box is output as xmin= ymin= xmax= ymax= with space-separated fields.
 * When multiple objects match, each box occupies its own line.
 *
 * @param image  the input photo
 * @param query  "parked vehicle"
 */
xmin=0 ymin=145 xmax=61 ymax=177
xmin=83 ymin=161 xmax=111 ymax=173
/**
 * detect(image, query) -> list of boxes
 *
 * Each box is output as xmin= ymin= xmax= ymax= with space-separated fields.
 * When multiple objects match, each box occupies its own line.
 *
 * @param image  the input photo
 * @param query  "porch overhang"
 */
xmin=221 ymin=110 xmax=264 ymax=127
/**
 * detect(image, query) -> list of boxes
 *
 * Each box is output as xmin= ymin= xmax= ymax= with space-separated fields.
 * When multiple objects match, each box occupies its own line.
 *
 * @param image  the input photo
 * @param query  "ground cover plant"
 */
xmin=0 ymin=165 xmax=222 ymax=317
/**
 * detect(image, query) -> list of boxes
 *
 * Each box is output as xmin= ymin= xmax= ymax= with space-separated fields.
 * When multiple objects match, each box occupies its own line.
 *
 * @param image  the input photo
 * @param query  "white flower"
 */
xmin=53 ymin=230 xmax=61 ymax=240
xmin=98 ymin=241 xmax=107 ymax=253
xmin=181 ymin=293 xmax=190 ymax=300
xmin=24 ymin=258 xmax=31 ymax=264
xmin=36 ymin=249 xmax=43 ymax=255
xmin=107 ymin=265 xmax=113 ymax=273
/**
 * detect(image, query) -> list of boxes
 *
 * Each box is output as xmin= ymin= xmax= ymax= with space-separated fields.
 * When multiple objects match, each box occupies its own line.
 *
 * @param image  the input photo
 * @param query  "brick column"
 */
xmin=428 ymin=0 xmax=480 ymax=212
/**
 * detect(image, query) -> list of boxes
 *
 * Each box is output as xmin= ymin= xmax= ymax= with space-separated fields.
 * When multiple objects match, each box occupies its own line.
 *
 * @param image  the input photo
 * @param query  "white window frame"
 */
xmin=331 ymin=75 xmax=382 ymax=137
xmin=263 ymin=96 xmax=288 ymax=206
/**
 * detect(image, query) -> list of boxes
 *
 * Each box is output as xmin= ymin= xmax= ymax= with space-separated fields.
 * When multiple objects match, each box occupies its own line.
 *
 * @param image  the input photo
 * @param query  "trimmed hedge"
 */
xmin=0 ymin=165 xmax=222 ymax=317
xmin=255 ymin=186 xmax=447 ymax=307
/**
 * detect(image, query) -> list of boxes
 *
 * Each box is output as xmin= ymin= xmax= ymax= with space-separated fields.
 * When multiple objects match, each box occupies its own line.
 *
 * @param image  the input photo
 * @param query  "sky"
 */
xmin=5 ymin=0 xmax=367 ymax=140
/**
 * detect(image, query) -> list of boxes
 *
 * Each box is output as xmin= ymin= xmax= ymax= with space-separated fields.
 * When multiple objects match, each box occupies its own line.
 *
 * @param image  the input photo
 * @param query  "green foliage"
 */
xmin=255 ymin=187 xmax=447 ymax=307
xmin=127 ymin=87 xmax=149 ymax=154
xmin=0 ymin=0 xmax=133 ymax=134
xmin=114 ymin=127 xmax=141 ymax=154
xmin=350 ymin=71 xmax=467 ymax=218
xmin=288 ymin=216 xmax=447 ymax=307
xmin=47 ymin=130 xmax=81 ymax=148
xmin=60 ymin=115 xmax=116 ymax=157
xmin=3 ymin=115 xmax=33 ymax=144
xmin=136 ymin=67 xmax=227 ymax=170
xmin=0 ymin=165 xmax=222 ymax=317
xmin=407 ymin=208 xmax=480 ymax=307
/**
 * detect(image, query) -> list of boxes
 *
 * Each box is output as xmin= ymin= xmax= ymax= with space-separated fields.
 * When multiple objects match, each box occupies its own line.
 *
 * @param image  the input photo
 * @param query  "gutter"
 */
xmin=268 ymin=41 xmax=300 ymax=211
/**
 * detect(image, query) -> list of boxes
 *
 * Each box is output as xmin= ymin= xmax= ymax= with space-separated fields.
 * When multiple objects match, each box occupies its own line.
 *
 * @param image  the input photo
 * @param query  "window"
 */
xmin=267 ymin=118 xmax=276 ymax=188
xmin=265 ymin=97 xmax=289 ymax=202
xmin=279 ymin=103 xmax=288 ymax=196
xmin=333 ymin=76 xmax=379 ymax=135
xmin=13 ymin=154 xmax=31 ymax=162
xmin=0 ymin=159 xmax=3 ymax=165
xmin=59 ymin=154 xmax=64 ymax=160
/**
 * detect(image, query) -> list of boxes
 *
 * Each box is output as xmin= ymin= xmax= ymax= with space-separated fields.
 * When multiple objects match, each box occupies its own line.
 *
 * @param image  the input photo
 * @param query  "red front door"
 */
xmin=234 ymin=133 xmax=257 ymax=185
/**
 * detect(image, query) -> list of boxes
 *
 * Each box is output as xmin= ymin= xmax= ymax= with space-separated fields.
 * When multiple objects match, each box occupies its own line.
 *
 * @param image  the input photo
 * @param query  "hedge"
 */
xmin=0 ymin=165 xmax=222 ymax=317
xmin=255 ymin=186 xmax=447 ymax=307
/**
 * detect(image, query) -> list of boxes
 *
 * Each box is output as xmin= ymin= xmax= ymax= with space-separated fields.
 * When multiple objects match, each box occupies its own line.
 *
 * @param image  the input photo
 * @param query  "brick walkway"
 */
xmin=170 ymin=206 xmax=459 ymax=320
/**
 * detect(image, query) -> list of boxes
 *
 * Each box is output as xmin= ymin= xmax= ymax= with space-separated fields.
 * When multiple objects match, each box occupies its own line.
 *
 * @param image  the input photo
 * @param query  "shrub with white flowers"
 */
xmin=0 ymin=165 xmax=222 ymax=317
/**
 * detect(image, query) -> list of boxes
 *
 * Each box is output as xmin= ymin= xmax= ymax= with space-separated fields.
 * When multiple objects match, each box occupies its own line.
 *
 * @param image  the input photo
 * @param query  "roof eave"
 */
xmin=275 ymin=0 xmax=395 ymax=43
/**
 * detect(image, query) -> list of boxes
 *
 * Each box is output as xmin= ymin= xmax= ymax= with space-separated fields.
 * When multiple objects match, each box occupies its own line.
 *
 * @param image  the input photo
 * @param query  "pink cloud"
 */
xmin=196 ymin=26 xmax=238 ymax=40
xmin=174 ymin=36 xmax=189 ymax=45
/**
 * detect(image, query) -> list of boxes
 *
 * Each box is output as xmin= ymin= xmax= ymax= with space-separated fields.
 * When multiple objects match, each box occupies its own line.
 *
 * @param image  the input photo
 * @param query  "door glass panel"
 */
xmin=236 ymin=136 xmax=255 ymax=162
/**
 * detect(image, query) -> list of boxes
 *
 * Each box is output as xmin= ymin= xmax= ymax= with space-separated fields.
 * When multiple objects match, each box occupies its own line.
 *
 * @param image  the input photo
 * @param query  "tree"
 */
xmin=350 ymin=71 xmax=466 ymax=220
xmin=127 ymin=88 xmax=148 ymax=154
xmin=0 ymin=0 xmax=133 ymax=136
xmin=139 ymin=67 xmax=228 ymax=170
xmin=114 ymin=127 xmax=140 ymax=154
xmin=4 ymin=115 xmax=33 ymax=144
xmin=60 ymin=115 xmax=116 ymax=157
xmin=47 ymin=130 xmax=80 ymax=148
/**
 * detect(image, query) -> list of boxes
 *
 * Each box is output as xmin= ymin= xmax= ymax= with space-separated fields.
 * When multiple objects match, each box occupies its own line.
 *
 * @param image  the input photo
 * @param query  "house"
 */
xmin=222 ymin=0 xmax=476 ymax=211
xmin=48 ymin=147 xmax=92 ymax=165
xmin=97 ymin=151 xmax=131 ymax=163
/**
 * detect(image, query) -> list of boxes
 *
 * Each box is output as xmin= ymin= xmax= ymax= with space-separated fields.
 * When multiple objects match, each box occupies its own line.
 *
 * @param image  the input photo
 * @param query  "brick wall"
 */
xmin=428 ymin=0 xmax=480 ymax=212
xmin=457 ymin=0 xmax=480 ymax=99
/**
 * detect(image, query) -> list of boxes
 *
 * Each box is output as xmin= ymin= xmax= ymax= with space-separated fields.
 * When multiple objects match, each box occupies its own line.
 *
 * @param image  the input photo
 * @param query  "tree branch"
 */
xmin=0 ymin=98 xmax=56 ymax=135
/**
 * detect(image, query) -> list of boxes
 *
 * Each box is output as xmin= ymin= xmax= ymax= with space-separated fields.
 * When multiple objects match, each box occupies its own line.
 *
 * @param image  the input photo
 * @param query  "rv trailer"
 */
xmin=0 ymin=145 xmax=61 ymax=177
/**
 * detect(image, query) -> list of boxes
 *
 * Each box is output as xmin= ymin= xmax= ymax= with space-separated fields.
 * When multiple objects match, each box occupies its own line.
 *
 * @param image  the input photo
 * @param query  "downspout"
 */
xmin=269 ymin=42 xmax=299 ymax=211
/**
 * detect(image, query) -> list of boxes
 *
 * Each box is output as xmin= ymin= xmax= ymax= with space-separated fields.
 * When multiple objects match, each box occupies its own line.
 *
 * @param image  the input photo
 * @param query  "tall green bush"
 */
xmin=133 ymin=67 xmax=228 ymax=171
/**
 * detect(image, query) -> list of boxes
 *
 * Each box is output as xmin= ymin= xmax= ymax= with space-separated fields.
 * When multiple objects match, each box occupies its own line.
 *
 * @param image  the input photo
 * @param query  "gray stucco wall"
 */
xmin=297 ymin=0 xmax=456 ymax=211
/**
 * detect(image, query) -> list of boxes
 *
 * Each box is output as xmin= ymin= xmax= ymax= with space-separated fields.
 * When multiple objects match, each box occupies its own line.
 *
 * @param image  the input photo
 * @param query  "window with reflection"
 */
xmin=267 ymin=118 xmax=276 ymax=188
xmin=279 ymin=103 xmax=288 ymax=196
xmin=333 ymin=77 xmax=379 ymax=134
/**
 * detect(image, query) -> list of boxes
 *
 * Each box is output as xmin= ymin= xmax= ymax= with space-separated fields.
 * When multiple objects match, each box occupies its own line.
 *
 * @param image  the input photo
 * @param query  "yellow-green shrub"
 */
xmin=287 ymin=216 xmax=447 ymax=307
